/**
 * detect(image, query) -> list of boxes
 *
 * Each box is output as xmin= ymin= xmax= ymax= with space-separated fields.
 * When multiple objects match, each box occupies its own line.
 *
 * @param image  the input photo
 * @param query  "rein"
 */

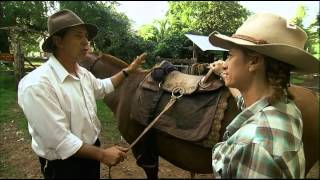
xmin=86 ymin=52 xmax=103 ymax=73
xmin=108 ymin=86 xmax=185 ymax=179
xmin=86 ymin=53 xmax=183 ymax=178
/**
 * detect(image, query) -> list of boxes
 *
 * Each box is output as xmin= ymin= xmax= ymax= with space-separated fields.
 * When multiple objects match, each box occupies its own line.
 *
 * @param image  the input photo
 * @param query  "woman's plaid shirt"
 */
xmin=212 ymin=96 xmax=305 ymax=178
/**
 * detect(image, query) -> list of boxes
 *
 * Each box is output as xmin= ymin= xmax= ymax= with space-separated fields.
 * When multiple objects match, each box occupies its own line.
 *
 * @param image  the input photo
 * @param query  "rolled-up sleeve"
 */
xmin=87 ymin=71 xmax=114 ymax=99
xmin=18 ymin=84 xmax=83 ymax=160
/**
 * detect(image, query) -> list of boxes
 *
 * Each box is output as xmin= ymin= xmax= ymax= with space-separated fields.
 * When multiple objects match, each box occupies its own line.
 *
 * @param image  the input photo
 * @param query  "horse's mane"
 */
xmin=98 ymin=52 xmax=153 ymax=73
xmin=97 ymin=52 xmax=129 ymax=69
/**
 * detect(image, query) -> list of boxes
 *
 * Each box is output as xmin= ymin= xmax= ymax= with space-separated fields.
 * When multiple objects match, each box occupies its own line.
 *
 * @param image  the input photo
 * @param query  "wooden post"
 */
xmin=14 ymin=43 xmax=24 ymax=89
xmin=1 ymin=26 xmax=44 ymax=89
xmin=5 ymin=26 xmax=25 ymax=89
xmin=192 ymin=43 xmax=195 ymax=59
xmin=192 ymin=43 xmax=198 ymax=63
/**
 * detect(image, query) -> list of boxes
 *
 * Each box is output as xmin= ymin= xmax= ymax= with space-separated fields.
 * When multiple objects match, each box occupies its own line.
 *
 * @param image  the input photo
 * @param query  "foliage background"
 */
xmin=0 ymin=1 xmax=319 ymax=66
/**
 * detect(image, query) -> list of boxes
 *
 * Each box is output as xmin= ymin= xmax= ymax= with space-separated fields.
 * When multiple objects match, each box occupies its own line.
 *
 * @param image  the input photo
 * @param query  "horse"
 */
xmin=79 ymin=52 xmax=319 ymax=178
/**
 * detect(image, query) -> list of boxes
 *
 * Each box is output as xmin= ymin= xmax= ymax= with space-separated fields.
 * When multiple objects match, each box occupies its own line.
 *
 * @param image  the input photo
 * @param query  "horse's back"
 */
xmin=288 ymin=85 xmax=319 ymax=173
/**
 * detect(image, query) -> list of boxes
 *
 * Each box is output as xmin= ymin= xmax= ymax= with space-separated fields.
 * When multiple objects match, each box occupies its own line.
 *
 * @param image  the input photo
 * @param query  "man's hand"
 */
xmin=125 ymin=53 xmax=147 ymax=74
xmin=110 ymin=52 xmax=147 ymax=88
xmin=100 ymin=145 xmax=129 ymax=167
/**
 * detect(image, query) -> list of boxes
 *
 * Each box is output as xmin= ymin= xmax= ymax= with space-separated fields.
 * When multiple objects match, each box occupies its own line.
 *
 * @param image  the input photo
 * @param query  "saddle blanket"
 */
xmin=130 ymin=72 xmax=229 ymax=143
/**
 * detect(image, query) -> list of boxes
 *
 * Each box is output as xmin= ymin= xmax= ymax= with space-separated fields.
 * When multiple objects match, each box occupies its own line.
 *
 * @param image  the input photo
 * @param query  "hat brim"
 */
xmin=209 ymin=32 xmax=319 ymax=73
xmin=42 ymin=23 xmax=98 ymax=53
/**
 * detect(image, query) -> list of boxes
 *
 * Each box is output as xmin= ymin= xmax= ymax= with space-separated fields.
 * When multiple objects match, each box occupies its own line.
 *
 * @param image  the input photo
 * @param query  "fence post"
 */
xmin=14 ymin=43 xmax=24 ymax=90
xmin=6 ymin=27 xmax=23 ymax=90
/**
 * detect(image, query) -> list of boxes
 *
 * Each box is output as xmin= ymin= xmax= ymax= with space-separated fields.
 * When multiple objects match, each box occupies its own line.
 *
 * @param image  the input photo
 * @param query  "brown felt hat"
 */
xmin=209 ymin=13 xmax=319 ymax=73
xmin=42 ymin=9 xmax=98 ymax=53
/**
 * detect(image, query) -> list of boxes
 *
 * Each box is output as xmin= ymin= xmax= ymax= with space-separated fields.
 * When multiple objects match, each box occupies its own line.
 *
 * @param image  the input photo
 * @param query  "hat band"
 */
xmin=231 ymin=34 xmax=268 ymax=45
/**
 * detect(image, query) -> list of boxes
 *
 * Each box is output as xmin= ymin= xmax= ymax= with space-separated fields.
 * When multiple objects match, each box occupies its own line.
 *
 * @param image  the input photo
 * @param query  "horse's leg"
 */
xmin=190 ymin=172 xmax=195 ymax=179
xmin=141 ymin=156 xmax=159 ymax=179
xmin=131 ymin=130 xmax=159 ymax=179
xmin=131 ymin=146 xmax=159 ymax=179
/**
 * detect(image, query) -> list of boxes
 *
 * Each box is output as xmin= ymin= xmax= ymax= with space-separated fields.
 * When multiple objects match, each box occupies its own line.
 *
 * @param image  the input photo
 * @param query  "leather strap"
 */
xmin=231 ymin=34 xmax=268 ymax=44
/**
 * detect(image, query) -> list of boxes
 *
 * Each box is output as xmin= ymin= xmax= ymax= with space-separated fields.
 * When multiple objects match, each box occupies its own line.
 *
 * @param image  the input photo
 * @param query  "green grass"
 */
xmin=96 ymin=100 xmax=122 ymax=142
xmin=0 ymin=156 xmax=17 ymax=179
xmin=0 ymin=75 xmax=25 ymax=177
xmin=0 ymin=76 xmax=31 ymax=137
xmin=0 ymin=76 xmax=19 ymax=123
xmin=290 ymin=73 xmax=306 ymax=85
xmin=290 ymin=77 xmax=305 ymax=84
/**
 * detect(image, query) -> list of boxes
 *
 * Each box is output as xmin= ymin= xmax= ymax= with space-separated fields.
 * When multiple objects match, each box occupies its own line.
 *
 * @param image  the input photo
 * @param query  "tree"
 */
xmin=166 ymin=1 xmax=250 ymax=36
xmin=308 ymin=14 xmax=320 ymax=59
xmin=0 ymin=1 xmax=148 ymax=62
xmin=137 ymin=1 xmax=250 ymax=60
xmin=291 ymin=5 xmax=319 ymax=59
xmin=138 ymin=24 xmax=159 ymax=42
xmin=0 ymin=1 xmax=56 ymax=54
xmin=59 ymin=1 xmax=148 ymax=62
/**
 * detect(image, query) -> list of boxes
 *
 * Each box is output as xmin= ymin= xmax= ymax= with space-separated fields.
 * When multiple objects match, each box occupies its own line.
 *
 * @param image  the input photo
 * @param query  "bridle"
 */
xmin=88 ymin=57 xmax=100 ymax=73
xmin=87 ymin=52 xmax=103 ymax=73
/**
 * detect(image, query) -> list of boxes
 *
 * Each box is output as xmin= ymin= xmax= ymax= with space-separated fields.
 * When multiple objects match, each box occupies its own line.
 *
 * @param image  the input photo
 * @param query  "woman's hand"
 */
xmin=209 ymin=59 xmax=241 ymax=98
xmin=209 ymin=59 xmax=225 ymax=77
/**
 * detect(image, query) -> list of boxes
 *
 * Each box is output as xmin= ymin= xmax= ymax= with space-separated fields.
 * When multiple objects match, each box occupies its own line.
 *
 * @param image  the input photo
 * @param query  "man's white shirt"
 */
xmin=18 ymin=55 xmax=114 ymax=160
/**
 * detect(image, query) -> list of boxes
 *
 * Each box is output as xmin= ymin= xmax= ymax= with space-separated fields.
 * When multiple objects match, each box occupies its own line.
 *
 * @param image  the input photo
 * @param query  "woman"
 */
xmin=208 ymin=13 xmax=318 ymax=178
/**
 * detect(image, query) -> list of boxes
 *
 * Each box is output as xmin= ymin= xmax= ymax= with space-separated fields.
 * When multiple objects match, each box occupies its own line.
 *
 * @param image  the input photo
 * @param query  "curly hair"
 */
xmin=241 ymin=47 xmax=294 ymax=104
xmin=264 ymin=56 xmax=294 ymax=104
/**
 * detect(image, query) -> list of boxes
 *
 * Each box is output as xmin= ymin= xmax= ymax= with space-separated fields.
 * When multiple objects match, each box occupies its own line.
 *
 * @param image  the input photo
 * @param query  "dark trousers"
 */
xmin=39 ymin=139 xmax=101 ymax=179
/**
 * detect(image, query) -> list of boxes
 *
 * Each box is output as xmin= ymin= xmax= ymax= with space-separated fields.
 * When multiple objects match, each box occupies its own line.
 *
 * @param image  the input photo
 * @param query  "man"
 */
xmin=18 ymin=9 xmax=145 ymax=178
xmin=208 ymin=13 xmax=318 ymax=178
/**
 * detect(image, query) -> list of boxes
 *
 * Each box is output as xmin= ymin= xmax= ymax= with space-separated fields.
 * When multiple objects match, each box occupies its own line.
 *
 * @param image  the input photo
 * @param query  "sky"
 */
xmin=117 ymin=1 xmax=319 ymax=30
xmin=117 ymin=1 xmax=168 ymax=29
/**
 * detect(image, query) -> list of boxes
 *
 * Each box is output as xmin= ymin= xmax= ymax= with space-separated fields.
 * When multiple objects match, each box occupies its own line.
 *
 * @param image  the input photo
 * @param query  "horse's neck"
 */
xmin=91 ymin=54 xmax=128 ymax=78
xmin=93 ymin=53 xmax=153 ymax=119
xmin=99 ymin=54 xmax=128 ymax=71
xmin=104 ymin=71 xmax=149 ymax=114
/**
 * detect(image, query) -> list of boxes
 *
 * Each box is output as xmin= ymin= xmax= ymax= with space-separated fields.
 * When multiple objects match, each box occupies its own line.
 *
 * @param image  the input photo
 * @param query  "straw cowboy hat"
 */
xmin=209 ymin=13 xmax=319 ymax=73
xmin=42 ymin=9 xmax=98 ymax=53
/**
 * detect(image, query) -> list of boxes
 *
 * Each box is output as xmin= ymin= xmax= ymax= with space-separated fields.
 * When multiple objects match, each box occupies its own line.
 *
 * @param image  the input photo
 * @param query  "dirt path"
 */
xmin=1 ymin=120 xmax=318 ymax=179
xmin=0 ymin=120 xmax=212 ymax=179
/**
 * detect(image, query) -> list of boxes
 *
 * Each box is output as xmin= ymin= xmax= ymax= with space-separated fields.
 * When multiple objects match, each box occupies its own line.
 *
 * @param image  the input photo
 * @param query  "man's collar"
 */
xmin=49 ymin=55 xmax=69 ymax=83
xmin=48 ymin=55 xmax=86 ymax=83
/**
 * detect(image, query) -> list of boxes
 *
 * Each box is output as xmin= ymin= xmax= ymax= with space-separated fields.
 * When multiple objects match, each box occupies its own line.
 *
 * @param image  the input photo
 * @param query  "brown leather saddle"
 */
xmin=131 ymin=70 xmax=229 ymax=146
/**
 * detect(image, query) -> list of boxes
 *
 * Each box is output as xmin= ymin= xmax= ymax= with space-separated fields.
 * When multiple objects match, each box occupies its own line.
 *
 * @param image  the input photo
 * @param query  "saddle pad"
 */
xmin=131 ymin=73 xmax=225 ymax=142
xmin=162 ymin=71 xmax=203 ymax=94
xmin=141 ymin=70 xmax=225 ymax=94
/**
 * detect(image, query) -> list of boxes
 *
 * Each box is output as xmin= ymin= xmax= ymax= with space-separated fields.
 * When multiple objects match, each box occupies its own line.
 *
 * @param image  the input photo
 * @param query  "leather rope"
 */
xmin=108 ymin=87 xmax=184 ymax=179
xmin=231 ymin=34 xmax=268 ymax=45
